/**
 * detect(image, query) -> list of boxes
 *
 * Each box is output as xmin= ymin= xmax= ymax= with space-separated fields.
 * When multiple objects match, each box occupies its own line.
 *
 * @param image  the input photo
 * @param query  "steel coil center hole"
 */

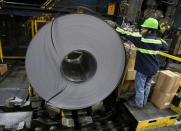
xmin=61 ymin=50 xmax=97 ymax=83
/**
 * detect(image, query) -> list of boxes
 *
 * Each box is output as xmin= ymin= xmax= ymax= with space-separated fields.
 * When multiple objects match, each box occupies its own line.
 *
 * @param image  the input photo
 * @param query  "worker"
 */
xmin=106 ymin=18 xmax=168 ymax=108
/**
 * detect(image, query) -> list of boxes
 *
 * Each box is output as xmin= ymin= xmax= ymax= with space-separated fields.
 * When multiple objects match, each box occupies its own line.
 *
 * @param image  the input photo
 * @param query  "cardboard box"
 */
xmin=126 ymin=69 xmax=136 ymax=80
xmin=121 ymin=80 xmax=135 ymax=93
xmin=0 ymin=64 xmax=7 ymax=75
xmin=151 ymin=87 xmax=175 ymax=109
xmin=155 ymin=70 xmax=181 ymax=93
xmin=149 ymin=81 xmax=156 ymax=97
xmin=121 ymin=80 xmax=130 ymax=92
xmin=128 ymin=58 xmax=136 ymax=70
xmin=128 ymin=81 xmax=135 ymax=92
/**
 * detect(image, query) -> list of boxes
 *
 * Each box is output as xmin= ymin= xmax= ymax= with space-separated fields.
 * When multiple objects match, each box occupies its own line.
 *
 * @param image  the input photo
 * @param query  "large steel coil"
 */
xmin=26 ymin=14 xmax=126 ymax=109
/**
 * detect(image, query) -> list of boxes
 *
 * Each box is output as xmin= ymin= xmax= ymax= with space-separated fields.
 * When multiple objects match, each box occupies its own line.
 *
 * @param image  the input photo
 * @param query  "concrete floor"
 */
xmin=0 ymin=65 xmax=28 ymax=89
xmin=0 ymin=65 xmax=28 ymax=107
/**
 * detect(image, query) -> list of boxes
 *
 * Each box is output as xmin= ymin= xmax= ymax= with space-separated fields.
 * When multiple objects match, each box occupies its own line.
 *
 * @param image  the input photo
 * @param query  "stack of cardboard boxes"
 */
xmin=121 ymin=43 xmax=137 ymax=93
xmin=124 ymin=43 xmax=137 ymax=80
xmin=151 ymin=70 xmax=181 ymax=109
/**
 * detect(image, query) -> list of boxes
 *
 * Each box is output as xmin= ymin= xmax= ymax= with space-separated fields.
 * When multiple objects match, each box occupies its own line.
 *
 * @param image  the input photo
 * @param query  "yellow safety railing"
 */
xmin=158 ymin=51 xmax=181 ymax=62
xmin=0 ymin=40 xmax=3 ymax=63
xmin=32 ymin=19 xmax=49 ymax=37
xmin=3 ymin=56 xmax=26 ymax=59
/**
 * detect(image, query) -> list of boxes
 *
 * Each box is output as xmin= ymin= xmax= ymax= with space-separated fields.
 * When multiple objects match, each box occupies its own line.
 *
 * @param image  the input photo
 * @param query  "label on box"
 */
xmin=164 ymin=102 xmax=170 ymax=106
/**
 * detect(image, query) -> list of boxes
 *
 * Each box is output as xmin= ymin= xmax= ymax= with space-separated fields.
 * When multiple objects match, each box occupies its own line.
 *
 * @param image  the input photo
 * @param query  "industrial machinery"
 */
xmin=0 ymin=0 xmax=181 ymax=131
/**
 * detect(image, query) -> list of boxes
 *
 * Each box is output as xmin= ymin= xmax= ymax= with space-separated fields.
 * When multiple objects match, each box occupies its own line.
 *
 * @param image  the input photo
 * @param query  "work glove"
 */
xmin=104 ymin=20 xmax=116 ymax=28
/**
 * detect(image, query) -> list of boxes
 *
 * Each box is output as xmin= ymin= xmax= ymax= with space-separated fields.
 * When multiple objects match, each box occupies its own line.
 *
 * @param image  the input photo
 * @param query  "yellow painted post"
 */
xmin=34 ymin=20 xmax=38 ymax=33
xmin=61 ymin=110 xmax=64 ymax=126
xmin=31 ymin=20 xmax=35 ymax=37
xmin=28 ymin=84 xmax=33 ymax=97
xmin=0 ymin=40 xmax=3 ymax=63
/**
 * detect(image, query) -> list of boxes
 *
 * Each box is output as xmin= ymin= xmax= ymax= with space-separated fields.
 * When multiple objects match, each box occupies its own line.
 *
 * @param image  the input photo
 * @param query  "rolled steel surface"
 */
xmin=26 ymin=14 xmax=126 ymax=109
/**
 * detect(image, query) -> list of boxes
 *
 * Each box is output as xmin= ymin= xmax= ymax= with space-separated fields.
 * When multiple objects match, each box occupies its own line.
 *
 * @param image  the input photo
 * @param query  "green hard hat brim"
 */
xmin=141 ymin=24 xmax=158 ymax=29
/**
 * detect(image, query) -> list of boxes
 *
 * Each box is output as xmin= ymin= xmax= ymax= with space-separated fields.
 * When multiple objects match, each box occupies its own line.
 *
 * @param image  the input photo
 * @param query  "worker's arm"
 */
xmin=115 ymin=24 xmax=141 ymax=46
xmin=105 ymin=20 xmax=141 ymax=46
xmin=160 ymin=39 xmax=168 ymax=50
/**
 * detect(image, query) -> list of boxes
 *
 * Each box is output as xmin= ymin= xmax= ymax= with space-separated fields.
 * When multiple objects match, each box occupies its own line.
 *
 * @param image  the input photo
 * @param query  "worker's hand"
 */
xmin=104 ymin=20 xmax=116 ymax=28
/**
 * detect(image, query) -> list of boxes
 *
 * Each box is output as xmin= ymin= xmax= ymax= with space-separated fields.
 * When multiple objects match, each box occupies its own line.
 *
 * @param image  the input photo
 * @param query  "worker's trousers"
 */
xmin=134 ymin=71 xmax=153 ymax=108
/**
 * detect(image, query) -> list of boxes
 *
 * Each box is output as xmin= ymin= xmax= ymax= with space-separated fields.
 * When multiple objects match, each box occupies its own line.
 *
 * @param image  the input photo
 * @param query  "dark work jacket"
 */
xmin=115 ymin=25 xmax=168 ymax=76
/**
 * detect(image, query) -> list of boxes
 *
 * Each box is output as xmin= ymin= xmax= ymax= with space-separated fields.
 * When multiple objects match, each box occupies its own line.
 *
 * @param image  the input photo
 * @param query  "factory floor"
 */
xmin=0 ymin=63 xmax=181 ymax=131
xmin=0 ymin=64 xmax=28 ymax=89
xmin=0 ymin=63 xmax=28 ymax=108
